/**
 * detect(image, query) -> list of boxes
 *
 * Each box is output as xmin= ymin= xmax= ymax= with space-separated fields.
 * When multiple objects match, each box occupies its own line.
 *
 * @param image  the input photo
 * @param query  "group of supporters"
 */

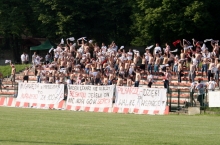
xmin=7 ymin=38 xmax=219 ymax=96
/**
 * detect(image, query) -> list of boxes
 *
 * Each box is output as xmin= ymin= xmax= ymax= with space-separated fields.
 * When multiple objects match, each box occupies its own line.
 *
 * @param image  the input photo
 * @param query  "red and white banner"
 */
xmin=66 ymin=85 xmax=114 ymax=112
xmin=17 ymin=83 xmax=64 ymax=106
xmin=114 ymin=86 xmax=167 ymax=115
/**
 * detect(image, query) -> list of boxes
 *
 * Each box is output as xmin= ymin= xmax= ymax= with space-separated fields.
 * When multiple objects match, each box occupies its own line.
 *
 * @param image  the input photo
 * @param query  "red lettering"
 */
xmin=97 ymin=98 xmax=111 ymax=104
xmin=21 ymin=93 xmax=38 ymax=100
xmin=69 ymin=91 xmax=86 ymax=98
xmin=117 ymin=87 xmax=138 ymax=95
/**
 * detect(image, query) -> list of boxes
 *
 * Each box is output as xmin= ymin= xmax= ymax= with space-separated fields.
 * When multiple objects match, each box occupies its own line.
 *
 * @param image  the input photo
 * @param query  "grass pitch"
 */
xmin=0 ymin=107 xmax=219 ymax=145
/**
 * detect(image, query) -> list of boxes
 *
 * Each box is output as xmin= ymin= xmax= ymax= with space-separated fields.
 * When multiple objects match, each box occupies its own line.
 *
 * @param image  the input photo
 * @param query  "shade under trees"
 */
xmin=0 ymin=0 xmax=220 ymax=62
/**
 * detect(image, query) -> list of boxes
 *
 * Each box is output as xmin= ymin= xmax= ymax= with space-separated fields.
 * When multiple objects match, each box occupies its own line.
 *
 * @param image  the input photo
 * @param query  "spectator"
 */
xmin=45 ymin=53 xmax=51 ymax=64
xmin=163 ymin=68 xmax=171 ymax=93
xmin=0 ymin=72 xmax=4 ymax=92
xmin=134 ymin=69 xmax=141 ymax=87
xmin=196 ymin=79 xmax=206 ymax=106
xmin=23 ymin=67 xmax=29 ymax=83
xmin=25 ymin=53 xmax=29 ymax=64
xmin=207 ymin=78 xmax=217 ymax=91
xmin=147 ymin=71 xmax=153 ymax=88
xmin=188 ymin=61 xmax=196 ymax=83
xmin=21 ymin=52 xmax=26 ymax=64
xmin=10 ymin=62 xmax=16 ymax=87
xmin=189 ymin=79 xmax=196 ymax=106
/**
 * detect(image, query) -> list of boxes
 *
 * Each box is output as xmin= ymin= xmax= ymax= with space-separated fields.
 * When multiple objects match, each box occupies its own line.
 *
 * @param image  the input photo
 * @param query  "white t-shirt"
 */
xmin=66 ymin=79 xmax=71 ymax=84
xmin=154 ymin=47 xmax=161 ymax=54
xmin=147 ymin=74 xmax=153 ymax=82
xmin=127 ymin=52 xmax=133 ymax=60
xmin=190 ymin=82 xmax=197 ymax=92
xmin=21 ymin=54 xmax=26 ymax=61
xmin=208 ymin=81 xmax=216 ymax=90
xmin=25 ymin=54 xmax=29 ymax=61
xmin=192 ymin=58 xmax=198 ymax=65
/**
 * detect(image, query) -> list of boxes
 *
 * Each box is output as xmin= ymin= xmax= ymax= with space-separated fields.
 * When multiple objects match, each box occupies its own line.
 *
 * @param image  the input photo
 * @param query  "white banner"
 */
xmin=115 ymin=86 xmax=167 ymax=113
xmin=67 ymin=85 xmax=114 ymax=107
xmin=17 ymin=83 xmax=64 ymax=104
xmin=209 ymin=91 xmax=220 ymax=107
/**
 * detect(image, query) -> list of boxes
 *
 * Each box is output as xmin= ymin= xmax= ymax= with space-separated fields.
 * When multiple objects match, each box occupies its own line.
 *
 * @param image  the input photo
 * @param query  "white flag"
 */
xmin=78 ymin=37 xmax=87 ymax=41
xmin=60 ymin=38 xmax=64 ymax=44
xmin=204 ymin=39 xmax=213 ymax=43
xmin=170 ymin=49 xmax=178 ymax=53
xmin=145 ymin=45 xmax=154 ymax=50
xmin=68 ymin=37 xmax=75 ymax=41
xmin=120 ymin=46 xmax=124 ymax=49
xmin=49 ymin=47 xmax=54 ymax=53
xmin=5 ymin=60 xmax=11 ymax=63
xmin=89 ymin=40 xmax=93 ymax=44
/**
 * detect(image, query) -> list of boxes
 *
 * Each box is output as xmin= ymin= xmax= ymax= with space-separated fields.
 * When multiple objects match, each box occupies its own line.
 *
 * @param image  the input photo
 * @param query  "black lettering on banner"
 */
xmin=129 ymin=100 xmax=135 ymax=106
xmin=80 ymin=86 xmax=91 ymax=91
xmin=20 ymin=83 xmax=39 ymax=90
xmin=88 ymin=93 xmax=102 ymax=98
xmin=68 ymin=98 xmax=75 ymax=104
xmin=99 ymin=86 xmax=110 ymax=91
xmin=118 ymin=99 xmax=135 ymax=106
xmin=118 ymin=99 xmax=128 ymax=106
xmin=76 ymin=98 xmax=85 ymax=104
xmin=38 ymin=91 xmax=43 ymax=95
xmin=42 ymin=84 xmax=59 ymax=90
xmin=47 ymin=94 xmax=58 ymax=101
xmin=86 ymin=99 xmax=97 ymax=104
xmin=93 ymin=87 xmax=98 ymax=91
xmin=140 ymin=100 xmax=161 ymax=106
xmin=68 ymin=85 xmax=79 ymax=91
xmin=104 ymin=93 xmax=109 ymax=97
xmin=142 ymin=89 xmax=160 ymax=97
xmin=40 ymin=95 xmax=46 ymax=100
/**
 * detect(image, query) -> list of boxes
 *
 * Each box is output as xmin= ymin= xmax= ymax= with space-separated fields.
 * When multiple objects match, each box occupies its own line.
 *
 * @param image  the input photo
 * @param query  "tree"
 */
xmin=130 ymin=0 xmax=219 ymax=46
xmin=34 ymin=0 xmax=133 ymax=45
xmin=0 ymin=0 xmax=34 ymax=62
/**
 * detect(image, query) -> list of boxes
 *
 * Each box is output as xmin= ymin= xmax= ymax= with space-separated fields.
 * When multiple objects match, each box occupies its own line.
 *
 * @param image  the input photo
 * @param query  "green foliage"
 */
xmin=34 ymin=0 xmax=133 ymax=45
xmin=131 ymin=0 xmax=220 ymax=46
xmin=0 ymin=0 xmax=220 ymax=48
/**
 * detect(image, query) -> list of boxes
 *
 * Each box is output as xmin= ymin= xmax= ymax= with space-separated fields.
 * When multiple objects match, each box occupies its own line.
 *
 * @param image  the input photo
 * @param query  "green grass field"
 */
xmin=0 ymin=107 xmax=219 ymax=145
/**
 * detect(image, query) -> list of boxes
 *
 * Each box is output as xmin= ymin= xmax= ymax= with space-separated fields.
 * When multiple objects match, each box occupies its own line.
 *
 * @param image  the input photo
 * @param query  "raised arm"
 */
xmin=211 ymin=41 xmax=215 ymax=48
xmin=192 ymin=39 xmax=196 ymax=47
xmin=180 ymin=39 xmax=184 ymax=48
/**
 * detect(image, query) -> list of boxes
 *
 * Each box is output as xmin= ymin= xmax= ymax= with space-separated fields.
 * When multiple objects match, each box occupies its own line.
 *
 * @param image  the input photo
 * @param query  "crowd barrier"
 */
xmin=0 ymin=83 xmax=169 ymax=115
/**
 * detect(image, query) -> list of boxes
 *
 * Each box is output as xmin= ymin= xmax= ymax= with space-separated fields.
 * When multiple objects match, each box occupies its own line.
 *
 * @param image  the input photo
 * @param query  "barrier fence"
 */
xmin=0 ymin=83 xmax=169 ymax=115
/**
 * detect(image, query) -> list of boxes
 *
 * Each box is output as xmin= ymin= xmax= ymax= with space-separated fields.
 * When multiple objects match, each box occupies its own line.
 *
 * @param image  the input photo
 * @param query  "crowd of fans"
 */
xmin=6 ymin=38 xmax=216 ymax=94
xmin=2 ymin=37 xmax=218 ymax=106
xmin=17 ymin=38 xmax=219 ymax=91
